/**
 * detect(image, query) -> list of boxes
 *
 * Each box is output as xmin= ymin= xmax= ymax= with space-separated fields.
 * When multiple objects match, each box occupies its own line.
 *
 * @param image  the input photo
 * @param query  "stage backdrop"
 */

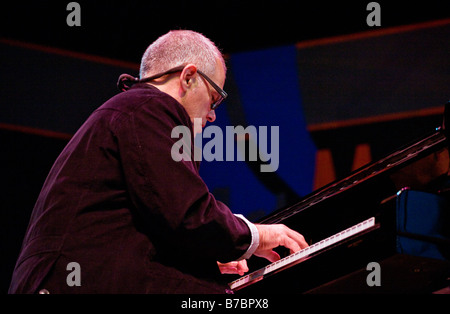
xmin=1 ymin=19 xmax=449 ymax=292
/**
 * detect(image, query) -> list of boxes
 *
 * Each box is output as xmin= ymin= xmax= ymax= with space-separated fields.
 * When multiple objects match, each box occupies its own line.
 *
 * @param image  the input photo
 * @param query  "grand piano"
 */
xmin=228 ymin=102 xmax=450 ymax=294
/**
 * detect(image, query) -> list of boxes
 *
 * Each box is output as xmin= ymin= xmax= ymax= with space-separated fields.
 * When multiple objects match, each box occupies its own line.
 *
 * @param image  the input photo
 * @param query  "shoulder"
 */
xmin=99 ymin=84 xmax=190 ymax=125
xmin=92 ymin=84 xmax=192 ymax=139
xmin=101 ymin=84 xmax=181 ymax=112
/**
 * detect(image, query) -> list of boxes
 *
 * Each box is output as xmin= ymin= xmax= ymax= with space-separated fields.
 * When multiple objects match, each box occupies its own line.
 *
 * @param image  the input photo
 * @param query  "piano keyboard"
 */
xmin=229 ymin=216 xmax=376 ymax=291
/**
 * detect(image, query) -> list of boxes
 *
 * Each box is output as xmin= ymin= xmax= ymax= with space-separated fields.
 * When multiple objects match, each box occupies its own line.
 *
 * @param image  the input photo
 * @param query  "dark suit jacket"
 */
xmin=9 ymin=84 xmax=251 ymax=294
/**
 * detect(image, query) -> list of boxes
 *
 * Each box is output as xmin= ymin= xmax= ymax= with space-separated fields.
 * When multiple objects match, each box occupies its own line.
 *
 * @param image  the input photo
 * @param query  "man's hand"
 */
xmin=217 ymin=224 xmax=307 ymax=276
xmin=254 ymin=224 xmax=308 ymax=263
xmin=217 ymin=260 xmax=249 ymax=276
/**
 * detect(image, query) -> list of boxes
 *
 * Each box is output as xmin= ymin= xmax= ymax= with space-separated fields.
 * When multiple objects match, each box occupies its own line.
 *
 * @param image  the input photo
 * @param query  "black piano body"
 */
xmin=230 ymin=103 xmax=450 ymax=294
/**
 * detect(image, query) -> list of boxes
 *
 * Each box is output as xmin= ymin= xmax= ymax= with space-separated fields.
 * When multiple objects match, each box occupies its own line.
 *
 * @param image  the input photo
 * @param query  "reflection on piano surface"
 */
xmin=229 ymin=102 xmax=450 ymax=294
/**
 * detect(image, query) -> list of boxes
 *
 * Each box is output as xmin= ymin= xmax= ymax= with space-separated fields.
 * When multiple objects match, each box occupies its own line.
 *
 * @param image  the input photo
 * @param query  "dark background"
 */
xmin=1 ymin=1 xmax=448 ymax=61
xmin=1 ymin=0 xmax=449 ymax=294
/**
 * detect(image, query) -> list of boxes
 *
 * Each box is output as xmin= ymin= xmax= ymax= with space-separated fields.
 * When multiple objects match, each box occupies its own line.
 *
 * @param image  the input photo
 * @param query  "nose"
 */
xmin=206 ymin=110 xmax=216 ymax=123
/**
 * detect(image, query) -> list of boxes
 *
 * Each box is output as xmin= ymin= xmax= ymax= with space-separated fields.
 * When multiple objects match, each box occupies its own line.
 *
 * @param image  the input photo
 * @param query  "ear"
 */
xmin=179 ymin=64 xmax=198 ymax=92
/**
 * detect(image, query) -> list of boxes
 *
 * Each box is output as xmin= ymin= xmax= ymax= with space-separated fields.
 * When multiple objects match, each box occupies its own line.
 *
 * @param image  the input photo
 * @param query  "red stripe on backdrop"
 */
xmin=296 ymin=18 xmax=450 ymax=50
xmin=0 ymin=123 xmax=73 ymax=141
xmin=0 ymin=38 xmax=139 ymax=71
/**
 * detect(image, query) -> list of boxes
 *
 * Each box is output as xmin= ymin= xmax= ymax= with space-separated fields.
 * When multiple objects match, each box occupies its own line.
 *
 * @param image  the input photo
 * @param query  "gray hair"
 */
xmin=139 ymin=30 xmax=226 ymax=79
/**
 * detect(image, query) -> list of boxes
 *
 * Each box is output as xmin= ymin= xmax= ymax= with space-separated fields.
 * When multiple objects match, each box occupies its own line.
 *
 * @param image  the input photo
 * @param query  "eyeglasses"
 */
xmin=118 ymin=65 xmax=227 ymax=110
xmin=196 ymin=69 xmax=228 ymax=110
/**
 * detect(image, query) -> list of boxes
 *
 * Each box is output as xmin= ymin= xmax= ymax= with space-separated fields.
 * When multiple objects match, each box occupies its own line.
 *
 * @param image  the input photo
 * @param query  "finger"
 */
xmin=256 ymin=250 xmax=281 ymax=263
xmin=279 ymin=225 xmax=308 ymax=250
xmin=236 ymin=260 xmax=249 ymax=275
xmin=217 ymin=261 xmax=238 ymax=274
xmin=280 ymin=236 xmax=301 ymax=254
xmin=220 ymin=266 xmax=239 ymax=275
xmin=286 ymin=228 xmax=309 ymax=249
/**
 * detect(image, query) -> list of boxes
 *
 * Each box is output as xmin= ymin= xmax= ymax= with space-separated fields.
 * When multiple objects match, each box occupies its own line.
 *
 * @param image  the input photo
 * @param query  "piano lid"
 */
xmin=258 ymin=101 xmax=450 ymax=226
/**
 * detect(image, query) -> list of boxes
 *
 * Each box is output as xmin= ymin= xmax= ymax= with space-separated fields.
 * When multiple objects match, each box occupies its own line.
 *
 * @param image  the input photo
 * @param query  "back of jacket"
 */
xmin=9 ymin=84 xmax=251 ymax=294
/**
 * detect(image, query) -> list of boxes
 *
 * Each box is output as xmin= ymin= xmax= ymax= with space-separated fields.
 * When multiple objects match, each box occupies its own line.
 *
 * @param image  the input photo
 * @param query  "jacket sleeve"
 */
xmin=113 ymin=93 xmax=252 ymax=264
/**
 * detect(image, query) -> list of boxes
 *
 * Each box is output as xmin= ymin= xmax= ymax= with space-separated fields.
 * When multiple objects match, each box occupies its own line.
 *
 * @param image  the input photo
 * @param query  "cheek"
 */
xmin=198 ymin=94 xmax=211 ymax=113
xmin=189 ymin=86 xmax=211 ymax=115
xmin=193 ymin=84 xmax=211 ymax=109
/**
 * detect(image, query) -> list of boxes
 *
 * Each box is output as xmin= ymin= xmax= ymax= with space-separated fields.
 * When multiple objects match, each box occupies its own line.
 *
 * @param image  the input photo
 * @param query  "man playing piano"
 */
xmin=9 ymin=30 xmax=308 ymax=294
